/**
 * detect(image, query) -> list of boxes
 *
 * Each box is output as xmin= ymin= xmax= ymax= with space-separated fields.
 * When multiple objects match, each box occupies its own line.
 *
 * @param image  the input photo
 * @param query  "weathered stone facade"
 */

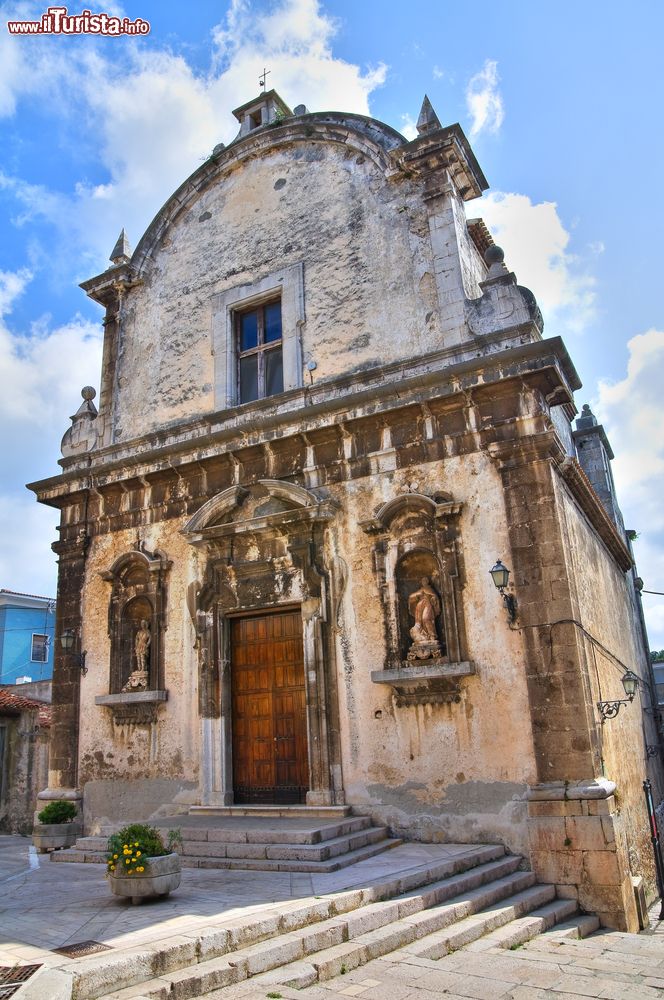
xmin=29 ymin=91 xmax=662 ymax=930
xmin=0 ymin=685 xmax=51 ymax=833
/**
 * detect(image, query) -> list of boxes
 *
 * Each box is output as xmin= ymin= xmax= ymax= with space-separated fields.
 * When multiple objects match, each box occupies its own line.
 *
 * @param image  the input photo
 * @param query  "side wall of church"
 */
xmin=553 ymin=474 xmax=661 ymax=895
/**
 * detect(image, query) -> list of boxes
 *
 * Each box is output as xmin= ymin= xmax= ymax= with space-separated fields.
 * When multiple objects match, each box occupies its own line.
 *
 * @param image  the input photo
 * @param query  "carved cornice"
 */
xmin=391 ymin=124 xmax=488 ymax=201
xmin=486 ymin=431 xmax=567 ymax=470
xmin=28 ymin=337 xmax=581 ymax=504
xmin=560 ymin=458 xmax=632 ymax=572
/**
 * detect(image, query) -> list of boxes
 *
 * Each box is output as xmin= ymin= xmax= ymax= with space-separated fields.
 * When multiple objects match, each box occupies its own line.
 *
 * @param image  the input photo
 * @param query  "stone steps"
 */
xmin=51 ymin=814 xmax=400 ymax=872
xmin=188 ymin=805 xmax=352 ymax=818
xmin=68 ymin=844 xmax=507 ymax=998
xmin=68 ymin=845 xmax=593 ymax=1000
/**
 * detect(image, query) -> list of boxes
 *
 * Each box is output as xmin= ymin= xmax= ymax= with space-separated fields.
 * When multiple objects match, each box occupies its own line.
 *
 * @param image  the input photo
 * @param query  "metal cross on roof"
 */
xmin=259 ymin=67 xmax=270 ymax=91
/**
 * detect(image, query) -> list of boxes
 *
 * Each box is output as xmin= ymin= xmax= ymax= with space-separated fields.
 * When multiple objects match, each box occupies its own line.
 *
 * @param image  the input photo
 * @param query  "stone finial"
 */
xmin=110 ymin=228 xmax=132 ymax=266
xmin=416 ymin=95 xmax=442 ymax=135
xmin=575 ymin=403 xmax=598 ymax=430
xmin=61 ymin=387 xmax=98 ymax=458
xmin=483 ymin=244 xmax=510 ymax=282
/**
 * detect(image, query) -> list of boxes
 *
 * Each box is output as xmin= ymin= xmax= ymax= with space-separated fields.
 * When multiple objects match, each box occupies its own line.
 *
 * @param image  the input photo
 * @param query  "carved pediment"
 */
xmin=360 ymin=492 xmax=462 ymax=536
xmin=182 ymin=479 xmax=338 ymax=544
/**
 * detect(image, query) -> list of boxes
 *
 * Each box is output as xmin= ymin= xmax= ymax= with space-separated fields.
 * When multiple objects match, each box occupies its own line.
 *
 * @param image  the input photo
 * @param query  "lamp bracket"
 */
xmin=597 ymin=698 xmax=631 ymax=722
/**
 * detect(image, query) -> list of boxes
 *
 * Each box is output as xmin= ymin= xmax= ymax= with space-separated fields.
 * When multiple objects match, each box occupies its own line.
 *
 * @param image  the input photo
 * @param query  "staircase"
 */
xmin=51 ymin=806 xmax=402 ymax=873
xmin=64 ymin=843 xmax=599 ymax=1000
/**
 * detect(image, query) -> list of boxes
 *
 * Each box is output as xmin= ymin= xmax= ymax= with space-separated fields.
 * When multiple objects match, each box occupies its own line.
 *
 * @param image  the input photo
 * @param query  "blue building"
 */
xmin=0 ymin=589 xmax=56 ymax=685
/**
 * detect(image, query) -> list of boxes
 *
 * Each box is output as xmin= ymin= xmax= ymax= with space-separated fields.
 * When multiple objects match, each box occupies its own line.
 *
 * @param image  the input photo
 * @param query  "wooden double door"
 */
xmin=231 ymin=610 xmax=309 ymax=804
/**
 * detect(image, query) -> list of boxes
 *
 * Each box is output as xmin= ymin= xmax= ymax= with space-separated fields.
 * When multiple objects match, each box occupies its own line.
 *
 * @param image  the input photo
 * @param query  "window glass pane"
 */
xmin=31 ymin=634 xmax=48 ymax=662
xmin=264 ymin=302 xmax=282 ymax=343
xmin=239 ymin=311 xmax=258 ymax=351
xmin=265 ymin=348 xmax=284 ymax=397
xmin=239 ymin=354 xmax=258 ymax=403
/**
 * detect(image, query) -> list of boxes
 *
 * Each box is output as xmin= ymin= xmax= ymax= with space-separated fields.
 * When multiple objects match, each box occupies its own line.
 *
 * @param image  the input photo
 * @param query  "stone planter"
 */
xmin=108 ymin=852 xmax=181 ymax=905
xmin=32 ymin=822 xmax=81 ymax=853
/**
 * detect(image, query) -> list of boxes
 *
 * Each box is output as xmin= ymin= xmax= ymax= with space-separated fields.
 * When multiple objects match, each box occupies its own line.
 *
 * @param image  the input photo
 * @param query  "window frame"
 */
xmin=235 ymin=299 xmax=283 ymax=404
xmin=211 ymin=263 xmax=305 ymax=410
xmin=31 ymin=633 xmax=49 ymax=663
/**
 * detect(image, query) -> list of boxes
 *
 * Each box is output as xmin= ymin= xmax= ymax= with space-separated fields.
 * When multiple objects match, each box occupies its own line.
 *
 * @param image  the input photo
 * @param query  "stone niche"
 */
xmin=96 ymin=545 xmax=171 ymax=725
xmin=361 ymin=491 xmax=474 ymax=705
xmin=181 ymin=479 xmax=346 ymax=806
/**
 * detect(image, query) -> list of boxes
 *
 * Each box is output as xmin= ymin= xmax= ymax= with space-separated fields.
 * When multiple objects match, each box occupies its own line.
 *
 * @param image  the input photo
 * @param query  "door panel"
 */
xmin=231 ymin=610 xmax=308 ymax=804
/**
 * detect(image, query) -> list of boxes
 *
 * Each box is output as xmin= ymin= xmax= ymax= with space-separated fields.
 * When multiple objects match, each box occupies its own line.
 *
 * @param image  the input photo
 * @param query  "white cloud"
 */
xmin=466 ymin=59 xmax=504 ymax=138
xmin=400 ymin=113 xmax=418 ymax=141
xmin=475 ymin=191 xmax=596 ymax=333
xmin=0 ymin=0 xmax=387 ymax=597
xmin=595 ymin=329 xmax=664 ymax=649
xmin=0 ymin=269 xmax=102 ymax=596
xmin=1 ymin=0 xmax=387 ymax=272
xmin=432 ymin=65 xmax=445 ymax=80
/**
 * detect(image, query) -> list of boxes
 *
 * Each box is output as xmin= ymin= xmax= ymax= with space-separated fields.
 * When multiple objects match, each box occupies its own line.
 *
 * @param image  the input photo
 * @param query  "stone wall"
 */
xmin=0 ymin=709 xmax=49 ymax=834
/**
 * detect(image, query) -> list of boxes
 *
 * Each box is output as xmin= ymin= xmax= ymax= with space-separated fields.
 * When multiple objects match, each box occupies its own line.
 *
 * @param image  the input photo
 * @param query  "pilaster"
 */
xmin=42 ymin=519 xmax=88 ymax=799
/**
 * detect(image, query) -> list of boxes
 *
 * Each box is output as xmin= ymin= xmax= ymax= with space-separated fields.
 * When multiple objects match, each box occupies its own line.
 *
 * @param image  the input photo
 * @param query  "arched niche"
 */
xmin=100 ymin=546 xmax=171 ymax=695
xmin=396 ymin=549 xmax=446 ymax=661
xmin=361 ymin=491 xmax=469 ymax=679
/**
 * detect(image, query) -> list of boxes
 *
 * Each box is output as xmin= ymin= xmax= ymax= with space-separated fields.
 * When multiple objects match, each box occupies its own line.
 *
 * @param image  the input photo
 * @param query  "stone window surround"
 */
xmin=211 ymin=263 xmax=305 ymax=410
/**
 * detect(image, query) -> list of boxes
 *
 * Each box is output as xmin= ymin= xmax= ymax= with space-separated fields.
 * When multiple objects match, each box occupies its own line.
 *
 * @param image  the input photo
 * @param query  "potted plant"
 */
xmin=32 ymin=800 xmax=81 ymax=853
xmin=106 ymin=823 xmax=182 ymax=905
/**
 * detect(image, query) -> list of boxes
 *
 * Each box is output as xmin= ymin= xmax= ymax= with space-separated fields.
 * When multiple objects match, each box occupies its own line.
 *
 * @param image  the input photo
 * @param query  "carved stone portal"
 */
xmin=181 ymin=479 xmax=345 ymax=807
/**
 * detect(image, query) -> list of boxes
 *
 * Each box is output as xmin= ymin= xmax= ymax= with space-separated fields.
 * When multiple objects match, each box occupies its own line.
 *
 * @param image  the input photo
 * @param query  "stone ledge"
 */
xmin=95 ymin=690 xmax=168 ymax=725
xmin=95 ymin=690 xmax=168 ymax=706
xmin=526 ymin=778 xmax=616 ymax=802
xmin=371 ymin=662 xmax=475 ymax=706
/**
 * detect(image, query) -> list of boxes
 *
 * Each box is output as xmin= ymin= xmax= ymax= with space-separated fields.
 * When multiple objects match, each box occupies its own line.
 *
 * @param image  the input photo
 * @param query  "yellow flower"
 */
xmin=125 ymin=859 xmax=130 ymax=864
xmin=136 ymin=851 xmax=141 ymax=857
xmin=113 ymin=854 xmax=118 ymax=859
xmin=123 ymin=844 xmax=128 ymax=849
xmin=134 ymin=842 xmax=139 ymax=847
xmin=138 ymin=866 xmax=144 ymax=872
xmin=109 ymin=865 xmax=115 ymax=871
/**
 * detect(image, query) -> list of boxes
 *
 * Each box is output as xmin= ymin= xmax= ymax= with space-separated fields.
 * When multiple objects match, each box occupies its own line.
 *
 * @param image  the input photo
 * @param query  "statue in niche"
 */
xmin=122 ymin=618 xmax=151 ymax=691
xmin=407 ymin=577 xmax=443 ymax=661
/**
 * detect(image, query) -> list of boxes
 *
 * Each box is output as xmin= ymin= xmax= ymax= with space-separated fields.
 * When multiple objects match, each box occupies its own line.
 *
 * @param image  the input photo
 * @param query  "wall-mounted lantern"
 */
xmin=489 ymin=560 xmax=517 ymax=623
xmin=59 ymin=628 xmax=87 ymax=675
xmin=597 ymin=669 xmax=639 ymax=721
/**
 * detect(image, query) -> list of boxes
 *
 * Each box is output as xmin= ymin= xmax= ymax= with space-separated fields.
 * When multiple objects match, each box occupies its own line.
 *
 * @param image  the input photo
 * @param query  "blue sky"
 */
xmin=1 ymin=0 xmax=663 ymax=647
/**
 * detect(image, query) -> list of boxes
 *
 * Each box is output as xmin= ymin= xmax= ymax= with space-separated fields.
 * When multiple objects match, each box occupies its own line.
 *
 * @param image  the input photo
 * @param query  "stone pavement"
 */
xmin=0 ymin=834 xmax=496 ymax=966
xmin=1 ymin=834 xmax=664 ymax=999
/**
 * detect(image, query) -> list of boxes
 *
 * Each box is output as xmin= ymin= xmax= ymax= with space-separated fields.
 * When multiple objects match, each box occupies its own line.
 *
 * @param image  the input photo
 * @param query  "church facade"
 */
xmin=29 ymin=90 xmax=661 ymax=931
